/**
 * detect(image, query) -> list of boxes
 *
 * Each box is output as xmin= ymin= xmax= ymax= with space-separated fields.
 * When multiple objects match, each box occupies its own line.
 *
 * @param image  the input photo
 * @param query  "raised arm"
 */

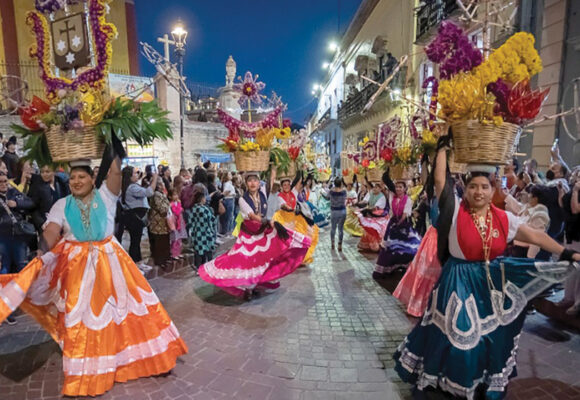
xmin=434 ymin=140 xmax=449 ymax=200
xmin=106 ymin=156 xmax=122 ymax=196
xmin=572 ymin=183 xmax=580 ymax=214
xmin=381 ymin=169 xmax=396 ymax=193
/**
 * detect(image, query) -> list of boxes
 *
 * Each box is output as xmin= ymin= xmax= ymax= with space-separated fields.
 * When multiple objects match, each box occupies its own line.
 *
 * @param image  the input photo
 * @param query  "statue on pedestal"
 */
xmin=219 ymin=55 xmax=242 ymax=118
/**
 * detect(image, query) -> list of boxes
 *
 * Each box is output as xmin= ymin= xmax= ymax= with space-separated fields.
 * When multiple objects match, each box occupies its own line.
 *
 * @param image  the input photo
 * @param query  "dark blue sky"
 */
xmin=135 ymin=0 xmax=361 ymax=123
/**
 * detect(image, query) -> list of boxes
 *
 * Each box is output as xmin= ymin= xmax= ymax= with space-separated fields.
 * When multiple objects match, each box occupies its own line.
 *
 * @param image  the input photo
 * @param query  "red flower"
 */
xmin=380 ymin=148 xmax=393 ymax=162
xmin=353 ymin=166 xmax=360 ymax=174
xmin=361 ymin=159 xmax=370 ymax=168
xmin=342 ymin=169 xmax=349 ymax=176
xmin=19 ymin=96 xmax=50 ymax=131
xmin=288 ymin=147 xmax=300 ymax=160
xmin=507 ymin=79 xmax=549 ymax=121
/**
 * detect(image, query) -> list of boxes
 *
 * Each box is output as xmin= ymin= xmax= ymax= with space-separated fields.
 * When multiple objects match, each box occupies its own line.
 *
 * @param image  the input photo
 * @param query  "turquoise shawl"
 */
xmin=64 ymin=190 xmax=107 ymax=242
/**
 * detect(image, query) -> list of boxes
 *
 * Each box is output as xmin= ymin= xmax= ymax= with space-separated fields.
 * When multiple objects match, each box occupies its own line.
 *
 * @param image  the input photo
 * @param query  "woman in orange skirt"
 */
xmin=0 ymin=157 xmax=187 ymax=397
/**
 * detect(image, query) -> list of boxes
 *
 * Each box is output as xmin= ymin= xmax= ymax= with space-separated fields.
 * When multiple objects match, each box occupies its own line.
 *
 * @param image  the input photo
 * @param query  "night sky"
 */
xmin=135 ymin=0 xmax=361 ymax=123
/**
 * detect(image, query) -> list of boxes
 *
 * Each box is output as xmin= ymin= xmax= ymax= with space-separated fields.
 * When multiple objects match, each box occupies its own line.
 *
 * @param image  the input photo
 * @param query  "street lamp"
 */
xmin=171 ymin=21 xmax=188 ymax=169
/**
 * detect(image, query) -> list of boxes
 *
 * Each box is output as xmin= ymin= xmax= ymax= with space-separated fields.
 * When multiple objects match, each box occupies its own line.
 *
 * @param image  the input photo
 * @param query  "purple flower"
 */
xmin=233 ymin=71 xmax=266 ymax=107
xmin=425 ymin=21 xmax=482 ymax=79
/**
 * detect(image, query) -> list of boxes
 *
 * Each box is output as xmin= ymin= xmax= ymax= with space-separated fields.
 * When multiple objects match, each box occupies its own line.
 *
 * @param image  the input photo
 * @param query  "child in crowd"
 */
xmin=187 ymin=190 xmax=217 ymax=268
xmin=169 ymin=189 xmax=186 ymax=259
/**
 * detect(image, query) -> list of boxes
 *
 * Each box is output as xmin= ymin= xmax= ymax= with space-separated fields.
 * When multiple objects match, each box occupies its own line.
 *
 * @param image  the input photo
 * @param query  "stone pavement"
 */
xmin=0 ymin=231 xmax=579 ymax=400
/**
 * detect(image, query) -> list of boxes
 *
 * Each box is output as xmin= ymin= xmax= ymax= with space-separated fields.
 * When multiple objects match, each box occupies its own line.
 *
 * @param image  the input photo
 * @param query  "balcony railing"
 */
xmin=338 ymin=68 xmax=405 ymax=125
xmin=415 ymin=0 xmax=460 ymax=44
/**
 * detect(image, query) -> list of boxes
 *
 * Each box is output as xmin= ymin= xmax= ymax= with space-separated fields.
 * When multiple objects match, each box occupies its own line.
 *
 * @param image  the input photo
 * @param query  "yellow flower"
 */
xmin=368 ymin=161 xmax=376 ymax=169
xmin=274 ymin=127 xmax=291 ymax=140
xmin=256 ymin=128 xmax=274 ymax=148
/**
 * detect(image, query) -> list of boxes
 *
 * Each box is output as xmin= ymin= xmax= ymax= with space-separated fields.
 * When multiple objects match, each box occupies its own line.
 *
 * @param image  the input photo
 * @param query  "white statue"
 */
xmin=226 ymin=55 xmax=236 ymax=88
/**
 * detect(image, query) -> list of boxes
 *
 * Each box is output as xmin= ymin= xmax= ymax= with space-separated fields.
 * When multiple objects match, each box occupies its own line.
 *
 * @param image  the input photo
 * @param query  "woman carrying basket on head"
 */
xmin=0 ymin=152 xmax=187 ymax=397
xmin=272 ymin=169 xmax=319 ymax=265
xmin=198 ymin=171 xmax=311 ymax=300
xmin=394 ymin=135 xmax=580 ymax=399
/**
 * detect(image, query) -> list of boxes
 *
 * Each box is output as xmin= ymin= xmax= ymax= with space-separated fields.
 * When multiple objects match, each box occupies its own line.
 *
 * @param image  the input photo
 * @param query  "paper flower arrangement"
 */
xmin=233 ymin=71 xmax=266 ymax=107
xmin=427 ymin=22 xmax=547 ymax=124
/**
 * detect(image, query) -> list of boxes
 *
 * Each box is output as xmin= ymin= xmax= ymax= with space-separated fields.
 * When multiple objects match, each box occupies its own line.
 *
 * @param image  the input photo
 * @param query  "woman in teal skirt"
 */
xmin=394 ymin=136 xmax=580 ymax=399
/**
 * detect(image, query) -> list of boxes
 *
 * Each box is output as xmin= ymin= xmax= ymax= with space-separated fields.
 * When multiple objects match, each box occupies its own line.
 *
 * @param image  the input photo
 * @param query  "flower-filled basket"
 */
xmin=366 ymin=166 xmax=383 ymax=182
xmin=425 ymin=21 xmax=548 ymax=165
xmin=46 ymin=125 xmax=104 ymax=162
xmin=234 ymin=150 xmax=270 ymax=172
xmin=451 ymin=120 xmax=521 ymax=165
xmin=390 ymin=165 xmax=414 ymax=181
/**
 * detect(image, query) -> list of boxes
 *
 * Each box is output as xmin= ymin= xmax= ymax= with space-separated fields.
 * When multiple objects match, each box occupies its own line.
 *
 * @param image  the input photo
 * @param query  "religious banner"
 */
xmin=50 ymin=12 xmax=90 ymax=70
xmin=109 ymin=73 xmax=155 ymax=102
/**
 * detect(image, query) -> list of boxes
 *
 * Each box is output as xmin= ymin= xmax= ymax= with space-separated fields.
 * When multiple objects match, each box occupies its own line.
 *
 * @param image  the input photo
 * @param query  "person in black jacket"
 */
xmin=28 ymin=165 xmax=70 ymax=233
xmin=0 ymin=173 xmax=35 ymax=274
xmin=1 ymin=136 xmax=19 ymax=179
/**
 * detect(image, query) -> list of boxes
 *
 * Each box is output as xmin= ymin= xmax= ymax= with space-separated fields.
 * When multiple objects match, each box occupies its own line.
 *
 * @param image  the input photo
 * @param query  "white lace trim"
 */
xmin=230 ymin=230 xmax=277 ymax=257
xmin=397 ymin=334 xmax=521 ymax=400
xmin=202 ymin=259 xmax=271 ymax=280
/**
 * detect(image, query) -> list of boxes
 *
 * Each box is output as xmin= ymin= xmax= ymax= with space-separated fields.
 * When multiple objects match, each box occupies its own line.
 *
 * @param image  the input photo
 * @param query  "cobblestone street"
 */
xmin=0 ymin=232 xmax=579 ymax=400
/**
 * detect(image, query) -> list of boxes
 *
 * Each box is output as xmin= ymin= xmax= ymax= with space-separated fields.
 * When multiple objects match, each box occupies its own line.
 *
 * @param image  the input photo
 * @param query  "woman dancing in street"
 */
xmin=374 ymin=170 xmax=421 ymax=278
xmin=0 ymin=157 xmax=187 ymax=397
xmin=198 ymin=172 xmax=311 ymax=299
xmin=272 ymin=171 xmax=319 ymax=265
xmin=357 ymin=180 xmax=389 ymax=252
xmin=394 ymin=137 xmax=580 ymax=399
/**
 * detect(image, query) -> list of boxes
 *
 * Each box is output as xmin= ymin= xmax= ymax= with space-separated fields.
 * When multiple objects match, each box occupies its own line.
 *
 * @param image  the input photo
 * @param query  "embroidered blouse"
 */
xmin=46 ymin=185 xmax=118 ymax=242
xmin=448 ymin=198 xmax=523 ymax=261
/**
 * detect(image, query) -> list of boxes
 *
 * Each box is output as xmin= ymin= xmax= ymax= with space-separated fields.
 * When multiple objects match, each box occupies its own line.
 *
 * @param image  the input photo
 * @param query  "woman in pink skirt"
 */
xmin=357 ymin=182 xmax=389 ymax=252
xmin=198 ymin=172 xmax=311 ymax=300
xmin=393 ymin=197 xmax=441 ymax=317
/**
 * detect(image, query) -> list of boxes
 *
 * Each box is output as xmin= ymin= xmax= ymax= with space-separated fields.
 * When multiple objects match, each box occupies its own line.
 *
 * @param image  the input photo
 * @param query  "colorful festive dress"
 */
xmin=357 ymin=192 xmax=389 ymax=252
xmin=272 ymin=189 xmax=319 ymax=265
xmin=344 ymin=189 xmax=363 ymax=237
xmin=393 ymin=200 xmax=442 ymax=317
xmin=0 ymin=186 xmax=187 ymax=397
xmin=394 ymin=191 xmax=578 ymax=399
xmin=198 ymin=190 xmax=311 ymax=297
xmin=302 ymin=187 xmax=328 ymax=228
xmin=375 ymin=193 xmax=422 ymax=276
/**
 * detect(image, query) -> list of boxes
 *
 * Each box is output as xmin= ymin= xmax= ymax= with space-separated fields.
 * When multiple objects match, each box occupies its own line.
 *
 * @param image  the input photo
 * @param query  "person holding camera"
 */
xmin=119 ymin=165 xmax=158 ymax=272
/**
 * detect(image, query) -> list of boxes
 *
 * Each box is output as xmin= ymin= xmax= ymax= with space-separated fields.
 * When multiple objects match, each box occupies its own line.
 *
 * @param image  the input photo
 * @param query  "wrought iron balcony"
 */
xmin=414 ymin=0 xmax=460 ymax=44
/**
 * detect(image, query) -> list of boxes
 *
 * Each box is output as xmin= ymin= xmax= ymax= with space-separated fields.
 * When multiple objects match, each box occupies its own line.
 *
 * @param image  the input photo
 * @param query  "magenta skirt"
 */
xmin=198 ymin=220 xmax=311 ymax=297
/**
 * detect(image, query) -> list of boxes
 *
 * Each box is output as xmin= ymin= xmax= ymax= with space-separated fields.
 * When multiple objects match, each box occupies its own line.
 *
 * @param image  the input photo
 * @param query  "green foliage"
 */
xmin=270 ymin=147 xmax=291 ymax=174
xmin=95 ymin=98 xmax=173 ymax=146
xmin=12 ymin=124 xmax=62 ymax=168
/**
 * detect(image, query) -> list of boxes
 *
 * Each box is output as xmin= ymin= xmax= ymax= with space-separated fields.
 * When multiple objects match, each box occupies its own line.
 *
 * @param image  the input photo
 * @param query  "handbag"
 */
xmin=0 ymin=197 xmax=36 ymax=239
xmin=218 ymin=200 xmax=226 ymax=216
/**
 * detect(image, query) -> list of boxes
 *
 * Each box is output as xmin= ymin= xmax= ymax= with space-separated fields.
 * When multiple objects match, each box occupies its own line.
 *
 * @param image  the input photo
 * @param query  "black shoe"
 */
xmin=5 ymin=316 xmax=16 ymax=325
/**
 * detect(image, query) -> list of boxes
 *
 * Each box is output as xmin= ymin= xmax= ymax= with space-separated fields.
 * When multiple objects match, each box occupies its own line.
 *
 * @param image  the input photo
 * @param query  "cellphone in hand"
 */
xmin=501 ymin=176 xmax=507 ymax=189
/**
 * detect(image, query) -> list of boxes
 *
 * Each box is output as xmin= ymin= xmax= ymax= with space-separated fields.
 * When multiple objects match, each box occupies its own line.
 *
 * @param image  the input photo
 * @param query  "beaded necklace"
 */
xmin=74 ymin=190 xmax=96 ymax=237
xmin=470 ymin=205 xmax=506 ymax=315
xmin=249 ymin=191 xmax=262 ymax=217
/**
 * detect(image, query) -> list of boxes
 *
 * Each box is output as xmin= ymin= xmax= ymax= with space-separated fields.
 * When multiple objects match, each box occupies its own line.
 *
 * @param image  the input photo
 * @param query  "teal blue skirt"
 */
xmin=394 ymin=256 xmax=576 ymax=399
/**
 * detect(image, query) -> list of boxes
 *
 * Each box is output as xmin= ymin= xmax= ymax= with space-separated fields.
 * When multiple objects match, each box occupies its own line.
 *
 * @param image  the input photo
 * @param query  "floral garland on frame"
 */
xmin=27 ymin=0 xmax=117 ymax=103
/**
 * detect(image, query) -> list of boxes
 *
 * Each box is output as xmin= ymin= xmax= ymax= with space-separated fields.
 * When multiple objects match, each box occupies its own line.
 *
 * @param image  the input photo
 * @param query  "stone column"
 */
xmin=154 ymin=71 xmax=182 ymax=171
xmin=530 ymin=0 xmax=568 ymax=168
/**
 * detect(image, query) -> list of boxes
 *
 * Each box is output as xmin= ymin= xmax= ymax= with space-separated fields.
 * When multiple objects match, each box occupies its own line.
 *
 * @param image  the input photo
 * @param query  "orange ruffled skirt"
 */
xmin=0 ymin=236 xmax=187 ymax=397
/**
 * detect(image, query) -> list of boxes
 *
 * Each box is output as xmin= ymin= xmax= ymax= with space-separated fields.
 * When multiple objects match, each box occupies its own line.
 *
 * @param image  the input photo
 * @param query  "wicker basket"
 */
xmin=451 ymin=120 xmax=521 ymax=165
xmin=390 ymin=165 xmax=413 ymax=181
xmin=448 ymin=150 xmax=467 ymax=174
xmin=277 ymin=161 xmax=296 ymax=180
xmin=234 ymin=150 xmax=270 ymax=172
xmin=342 ymin=174 xmax=353 ymax=185
xmin=46 ymin=126 xmax=105 ymax=162
xmin=366 ymin=167 xmax=383 ymax=182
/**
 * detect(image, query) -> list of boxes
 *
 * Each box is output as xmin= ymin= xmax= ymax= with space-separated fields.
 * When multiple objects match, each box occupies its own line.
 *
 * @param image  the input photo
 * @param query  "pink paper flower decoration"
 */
xmin=233 ymin=71 xmax=266 ymax=106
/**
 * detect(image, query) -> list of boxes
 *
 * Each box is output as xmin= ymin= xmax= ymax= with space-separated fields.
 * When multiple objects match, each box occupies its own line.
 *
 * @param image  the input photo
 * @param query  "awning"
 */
xmin=200 ymin=152 xmax=233 ymax=163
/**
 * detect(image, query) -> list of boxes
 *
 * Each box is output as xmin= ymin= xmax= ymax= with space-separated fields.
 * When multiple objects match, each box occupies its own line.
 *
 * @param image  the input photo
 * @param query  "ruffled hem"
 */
xmin=395 ymin=335 xmax=519 ymax=400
